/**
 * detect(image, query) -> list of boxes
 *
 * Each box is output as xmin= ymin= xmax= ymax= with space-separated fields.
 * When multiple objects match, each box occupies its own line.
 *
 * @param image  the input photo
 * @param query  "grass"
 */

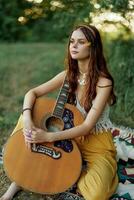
xmin=0 ymin=42 xmax=66 ymax=151
xmin=0 ymin=42 xmax=134 ymax=199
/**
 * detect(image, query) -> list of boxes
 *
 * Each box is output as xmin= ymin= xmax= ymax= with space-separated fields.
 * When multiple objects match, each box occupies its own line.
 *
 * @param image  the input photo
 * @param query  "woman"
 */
xmin=0 ymin=24 xmax=118 ymax=200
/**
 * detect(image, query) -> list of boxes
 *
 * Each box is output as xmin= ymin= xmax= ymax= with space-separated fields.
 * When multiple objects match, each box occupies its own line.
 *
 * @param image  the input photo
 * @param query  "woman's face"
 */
xmin=69 ymin=29 xmax=91 ymax=60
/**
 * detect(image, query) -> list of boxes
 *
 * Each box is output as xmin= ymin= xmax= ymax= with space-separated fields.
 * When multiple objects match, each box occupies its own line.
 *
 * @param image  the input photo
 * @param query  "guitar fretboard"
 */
xmin=53 ymin=79 xmax=69 ymax=118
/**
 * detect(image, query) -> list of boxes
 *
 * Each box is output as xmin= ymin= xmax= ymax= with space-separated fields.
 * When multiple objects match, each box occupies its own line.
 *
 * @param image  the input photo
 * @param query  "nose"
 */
xmin=72 ymin=41 xmax=78 ymax=48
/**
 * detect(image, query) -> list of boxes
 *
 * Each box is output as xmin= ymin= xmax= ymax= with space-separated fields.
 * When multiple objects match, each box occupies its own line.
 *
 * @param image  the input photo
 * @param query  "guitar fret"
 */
xmin=60 ymin=96 xmax=65 ymax=100
xmin=57 ymin=105 xmax=64 ymax=109
xmin=61 ymin=88 xmax=68 ymax=91
xmin=57 ymin=99 xmax=66 ymax=105
xmin=54 ymin=109 xmax=62 ymax=114
xmin=53 ymin=78 xmax=69 ymax=118
xmin=58 ymin=101 xmax=64 ymax=105
xmin=59 ymin=96 xmax=67 ymax=100
xmin=62 ymin=89 xmax=68 ymax=93
xmin=60 ymin=93 xmax=67 ymax=97
xmin=53 ymin=110 xmax=63 ymax=115
xmin=58 ymin=94 xmax=68 ymax=103
xmin=62 ymin=87 xmax=68 ymax=90
xmin=54 ymin=107 xmax=63 ymax=113
xmin=56 ymin=102 xmax=63 ymax=107
xmin=53 ymin=112 xmax=62 ymax=118
xmin=54 ymin=106 xmax=63 ymax=111
xmin=65 ymin=84 xmax=69 ymax=87
xmin=53 ymin=110 xmax=63 ymax=118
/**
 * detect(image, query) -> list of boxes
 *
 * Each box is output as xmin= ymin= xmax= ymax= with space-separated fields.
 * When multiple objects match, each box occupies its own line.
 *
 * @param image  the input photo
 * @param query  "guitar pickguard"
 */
xmin=54 ymin=108 xmax=74 ymax=153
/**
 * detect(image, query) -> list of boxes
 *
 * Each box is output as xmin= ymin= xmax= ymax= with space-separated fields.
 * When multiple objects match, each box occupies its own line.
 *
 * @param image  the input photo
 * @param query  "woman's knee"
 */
xmin=77 ymin=175 xmax=109 ymax=200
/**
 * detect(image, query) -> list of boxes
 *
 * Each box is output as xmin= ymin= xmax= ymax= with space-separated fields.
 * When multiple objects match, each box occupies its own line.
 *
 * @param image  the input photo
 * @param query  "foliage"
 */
xmin=104 ymin=37 xmax=134 ymax=125
xmin=0 ymin=0 xmax=134 ymax=42
xmin=0 ymin=0 xmax=29 ymax=41
xmin=98 ymin=0 xmax=129 ymax=11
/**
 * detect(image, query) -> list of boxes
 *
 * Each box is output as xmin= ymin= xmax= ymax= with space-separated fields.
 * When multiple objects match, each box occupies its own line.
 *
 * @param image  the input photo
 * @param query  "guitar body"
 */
xmin=3 ymin=98 xmax=84 ymax=194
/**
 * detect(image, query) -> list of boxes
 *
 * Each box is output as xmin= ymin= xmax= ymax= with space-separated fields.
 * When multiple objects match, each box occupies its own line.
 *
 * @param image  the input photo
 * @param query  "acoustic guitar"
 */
xmin=3 ymin=79 xmax=84 ymax=194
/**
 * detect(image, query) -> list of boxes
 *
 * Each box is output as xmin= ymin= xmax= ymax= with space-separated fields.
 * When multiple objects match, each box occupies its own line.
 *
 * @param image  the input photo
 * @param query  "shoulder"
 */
xmin=53 ymin=70 xmax=67 ymax=82
xmin=97 ymin=76 xmax=112 ymax=88
xmin=96 ymin=77 xmax=112 ymax=99
xmin=55 ymin=70 xmax=67 ymax=78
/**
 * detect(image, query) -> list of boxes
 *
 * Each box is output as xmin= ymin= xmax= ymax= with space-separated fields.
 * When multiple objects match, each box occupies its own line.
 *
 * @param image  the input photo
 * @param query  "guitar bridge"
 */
xmin=31 ymin=144 xmax=61 ymax=159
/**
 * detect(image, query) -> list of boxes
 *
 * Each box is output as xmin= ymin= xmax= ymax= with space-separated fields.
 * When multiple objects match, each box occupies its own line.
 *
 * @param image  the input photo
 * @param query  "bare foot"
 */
xmin=0 ymin=182 xmax=21 ymax=200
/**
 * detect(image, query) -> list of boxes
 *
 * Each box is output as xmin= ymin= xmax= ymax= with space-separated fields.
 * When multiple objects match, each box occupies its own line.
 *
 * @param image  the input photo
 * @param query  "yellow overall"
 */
xmin=75 ymin=132 xmax=118 ymax=200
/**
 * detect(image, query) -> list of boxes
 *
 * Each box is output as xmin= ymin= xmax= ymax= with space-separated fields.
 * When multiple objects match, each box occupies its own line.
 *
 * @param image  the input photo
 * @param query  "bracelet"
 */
xmin=22 ymin=108 xmax=32 ymax=114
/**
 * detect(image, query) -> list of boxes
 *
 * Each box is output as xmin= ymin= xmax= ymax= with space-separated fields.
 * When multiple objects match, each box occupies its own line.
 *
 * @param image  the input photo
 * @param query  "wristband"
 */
xmin=22 ymin=108 xmax=32 ymax=114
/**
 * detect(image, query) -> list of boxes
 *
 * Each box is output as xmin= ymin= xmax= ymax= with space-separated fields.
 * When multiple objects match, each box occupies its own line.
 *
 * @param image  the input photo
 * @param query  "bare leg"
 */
xmin=0 ymin=182 xmax=21 ymax=200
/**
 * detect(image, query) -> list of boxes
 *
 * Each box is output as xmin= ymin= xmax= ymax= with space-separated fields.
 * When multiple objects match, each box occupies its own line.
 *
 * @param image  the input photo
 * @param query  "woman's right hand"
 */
xmin=23 ymin=118 xmax=35 ymax=149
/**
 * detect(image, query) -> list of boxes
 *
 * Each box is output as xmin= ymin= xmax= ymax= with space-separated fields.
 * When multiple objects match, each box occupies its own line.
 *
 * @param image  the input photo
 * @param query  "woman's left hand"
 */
xmin=24 ymin=127 xmax=55 ymax=143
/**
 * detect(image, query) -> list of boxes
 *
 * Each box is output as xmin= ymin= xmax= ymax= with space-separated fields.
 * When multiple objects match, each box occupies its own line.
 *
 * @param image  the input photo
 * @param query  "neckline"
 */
xmin=76 ymin=94 xmax=85 ymax=109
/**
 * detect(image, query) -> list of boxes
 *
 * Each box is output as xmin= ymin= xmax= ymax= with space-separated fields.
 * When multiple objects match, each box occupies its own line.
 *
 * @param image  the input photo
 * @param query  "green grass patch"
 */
xmin=0 ymin=42 xmax=66 ymax=151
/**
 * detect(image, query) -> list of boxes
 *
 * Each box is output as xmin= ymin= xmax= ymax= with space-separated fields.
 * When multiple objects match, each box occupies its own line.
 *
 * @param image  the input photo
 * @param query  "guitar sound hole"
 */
xmin=45 ymin=116 xmax=64 ymax=132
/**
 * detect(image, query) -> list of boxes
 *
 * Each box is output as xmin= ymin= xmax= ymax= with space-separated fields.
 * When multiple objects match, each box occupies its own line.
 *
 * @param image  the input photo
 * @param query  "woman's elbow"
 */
xmin=25 ymin=89 xmax=37 ymax=98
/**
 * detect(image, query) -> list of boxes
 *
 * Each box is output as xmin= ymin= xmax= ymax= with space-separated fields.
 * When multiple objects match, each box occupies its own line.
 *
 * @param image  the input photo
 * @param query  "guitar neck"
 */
xmin=53 ymin=79 xmax=69 ymax=118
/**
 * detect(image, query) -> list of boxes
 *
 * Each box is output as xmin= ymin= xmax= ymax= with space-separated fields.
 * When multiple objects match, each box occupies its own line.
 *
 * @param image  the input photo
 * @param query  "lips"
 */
xmin=71 ymin=51 xmax=79 ymax=54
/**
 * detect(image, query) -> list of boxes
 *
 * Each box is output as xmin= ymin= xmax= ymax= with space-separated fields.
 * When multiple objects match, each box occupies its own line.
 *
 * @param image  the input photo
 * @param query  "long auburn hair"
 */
xmin=65 ymin=24 xmax=116 ymax=112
